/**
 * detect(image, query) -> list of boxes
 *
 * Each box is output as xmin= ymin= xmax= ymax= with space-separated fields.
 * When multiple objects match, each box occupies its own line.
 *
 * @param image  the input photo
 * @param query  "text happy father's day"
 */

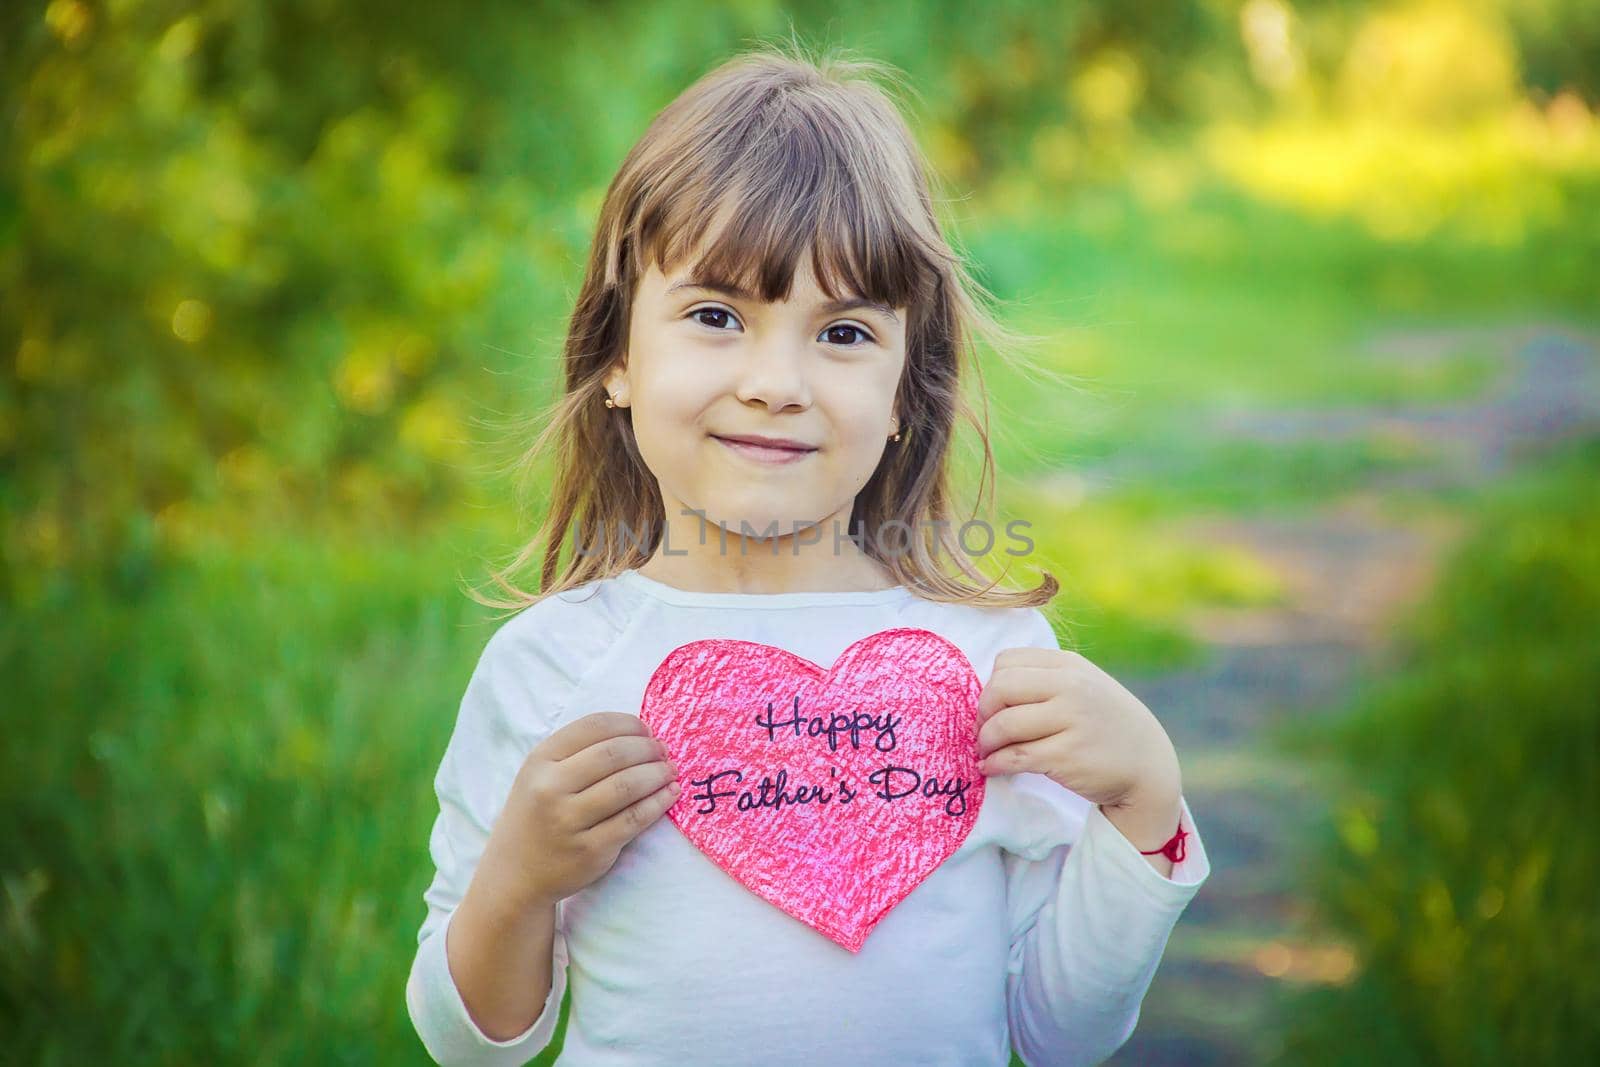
xmin=686 ymin=696 xmax=972 ymax=818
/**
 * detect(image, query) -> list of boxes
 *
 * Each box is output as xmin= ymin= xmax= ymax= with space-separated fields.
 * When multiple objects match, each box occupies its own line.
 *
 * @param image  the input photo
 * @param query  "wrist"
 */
xmin=1099 ymin=777 xmax=1183 ymax=854
xmin=1103 ymin=740 xmax=1181 ymax=817
xmin=472 ymin=848 xmax=563 ymax=916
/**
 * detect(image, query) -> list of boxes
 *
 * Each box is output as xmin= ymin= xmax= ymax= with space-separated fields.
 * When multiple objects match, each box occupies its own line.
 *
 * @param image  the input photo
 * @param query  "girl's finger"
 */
xmin=541 ymin=711 xmax=653 ymax=763
xmin=976 ymin=701 xmax=1066 ymax=761
xmin=571 ymin=758 xmax=679 ymax=831
xmin=586 ymin=775 xmax=682 ymax=849
xmin=978 ymin=733 xmax=1063 ymax=777
xmin=556 ymin=733 xmax=667 ymax=794
xmin=976 ymin=663 xmax=1066 ymax=723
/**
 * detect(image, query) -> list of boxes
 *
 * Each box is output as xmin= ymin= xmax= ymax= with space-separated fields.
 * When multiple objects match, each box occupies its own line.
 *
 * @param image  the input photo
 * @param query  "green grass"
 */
xmin=1262 ymin=437 xmax=1600 ymax=1066
xmin=970 ymin=182 xmax=1597 ymax=496
xmin=0 ymin=536 xmax=499 ymax=1063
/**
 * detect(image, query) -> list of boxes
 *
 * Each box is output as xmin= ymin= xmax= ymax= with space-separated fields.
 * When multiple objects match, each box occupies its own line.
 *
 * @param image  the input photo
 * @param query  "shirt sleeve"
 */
xmin=404 ymin=624 xmax=572 ymax=1067
xmin=997 ymin=608 xmax=1214 ymax=1067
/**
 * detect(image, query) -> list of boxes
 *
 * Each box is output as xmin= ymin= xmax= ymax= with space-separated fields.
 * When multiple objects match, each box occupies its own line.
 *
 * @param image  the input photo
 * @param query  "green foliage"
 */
xmin=1266 ymin=437 xmax=1600 ymax=1065
xmin=1498 ymin=0 xmax=1600 ymax=100
xmin=0 ymin=536 xmax=502 ymax=1062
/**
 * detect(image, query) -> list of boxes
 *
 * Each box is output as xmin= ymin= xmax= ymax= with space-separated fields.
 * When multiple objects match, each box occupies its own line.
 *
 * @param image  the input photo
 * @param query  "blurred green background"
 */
xmin=3 ymin=1 xmax=1597 ymax=1063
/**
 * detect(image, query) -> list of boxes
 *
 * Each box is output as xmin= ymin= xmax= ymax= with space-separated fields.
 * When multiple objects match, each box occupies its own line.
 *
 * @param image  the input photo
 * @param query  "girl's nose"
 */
xmin=734 ymin=337 xmax=812 ymax=412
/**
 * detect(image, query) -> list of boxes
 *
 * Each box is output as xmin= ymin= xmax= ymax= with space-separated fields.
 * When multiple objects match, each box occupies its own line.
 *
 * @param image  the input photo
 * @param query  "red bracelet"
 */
xmin=1138 ymin=819 xmax=1188 ymax=863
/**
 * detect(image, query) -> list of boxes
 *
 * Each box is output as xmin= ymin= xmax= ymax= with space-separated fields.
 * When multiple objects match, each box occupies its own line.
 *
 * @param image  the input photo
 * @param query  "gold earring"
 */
xmin=604 ymin=394 xmax=616 ymax=408
xmin=891 ymin=423 xmax=902 ymax=443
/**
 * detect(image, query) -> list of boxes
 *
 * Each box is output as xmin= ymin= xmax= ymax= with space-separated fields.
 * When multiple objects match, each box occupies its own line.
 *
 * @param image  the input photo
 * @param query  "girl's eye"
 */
xmin=823 ymin=323 xmax=874 ymax=347
xmin=690 ymin=306 xmax=740 ymax=331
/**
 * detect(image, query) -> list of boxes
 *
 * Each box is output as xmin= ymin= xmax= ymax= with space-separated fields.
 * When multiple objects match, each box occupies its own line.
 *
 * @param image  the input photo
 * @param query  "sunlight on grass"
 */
xmin=1001 ymin=484 xmax=1288 ymax=670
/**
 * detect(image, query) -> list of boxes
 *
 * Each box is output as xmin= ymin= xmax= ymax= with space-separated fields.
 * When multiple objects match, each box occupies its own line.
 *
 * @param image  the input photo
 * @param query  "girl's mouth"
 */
xmin=711 ymin=434 xmax=818 ymax=466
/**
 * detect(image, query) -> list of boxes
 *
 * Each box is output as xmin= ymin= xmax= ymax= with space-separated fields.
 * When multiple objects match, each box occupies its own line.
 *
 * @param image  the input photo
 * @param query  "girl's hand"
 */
xmin=476 ymin=712 xmax=681 ymax=909
xmin=974 ymin=646 xmax=1182 ymax=814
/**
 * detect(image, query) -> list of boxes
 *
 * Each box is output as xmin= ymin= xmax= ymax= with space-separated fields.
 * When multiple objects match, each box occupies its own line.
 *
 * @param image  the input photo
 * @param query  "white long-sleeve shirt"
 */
xmin=406 ymin=567 xmax=1212 ymax=1066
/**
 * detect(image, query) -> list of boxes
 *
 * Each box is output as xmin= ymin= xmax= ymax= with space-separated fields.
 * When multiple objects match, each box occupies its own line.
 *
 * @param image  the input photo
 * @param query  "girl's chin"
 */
xmin=681 ymin=503 xmax=835 ymax=536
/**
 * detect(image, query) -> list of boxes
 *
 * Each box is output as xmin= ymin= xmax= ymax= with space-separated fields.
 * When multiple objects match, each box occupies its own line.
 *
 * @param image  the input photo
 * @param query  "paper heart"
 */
xmin=638 ymin=627 xmax=985 ymax=953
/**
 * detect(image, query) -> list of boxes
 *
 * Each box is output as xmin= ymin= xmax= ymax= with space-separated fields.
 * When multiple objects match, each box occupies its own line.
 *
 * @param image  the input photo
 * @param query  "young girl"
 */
xmin=406 ymin=46 xmax=1209 ymax=1067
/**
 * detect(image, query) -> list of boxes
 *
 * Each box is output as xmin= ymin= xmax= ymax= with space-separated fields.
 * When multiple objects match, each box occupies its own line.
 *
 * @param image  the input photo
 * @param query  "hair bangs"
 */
xmin=637 ymin=101 xmax=932 ymax=314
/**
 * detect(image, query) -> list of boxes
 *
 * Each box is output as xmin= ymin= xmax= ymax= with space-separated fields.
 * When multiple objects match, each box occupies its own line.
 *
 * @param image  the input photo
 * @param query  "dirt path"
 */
xmin=1084 ymin=321 xmax=1600 ymax=1065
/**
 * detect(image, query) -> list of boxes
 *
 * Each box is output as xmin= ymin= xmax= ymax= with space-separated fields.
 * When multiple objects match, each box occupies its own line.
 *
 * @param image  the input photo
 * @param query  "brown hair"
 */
xmin=469 ymin=40 xmax=1078 ymax=615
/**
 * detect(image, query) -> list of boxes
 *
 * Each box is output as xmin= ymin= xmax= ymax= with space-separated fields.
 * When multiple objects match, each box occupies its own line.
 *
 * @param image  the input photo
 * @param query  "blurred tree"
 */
xmin=1496 ymin=0 xmax=1600 ymax=101
xmin=3 ymin=0 xmax=570 ymax=604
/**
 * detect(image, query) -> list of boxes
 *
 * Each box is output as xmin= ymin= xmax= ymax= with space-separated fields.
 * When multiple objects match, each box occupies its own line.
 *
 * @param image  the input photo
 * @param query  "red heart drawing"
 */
xmin=638 ymin=628 xmax=985 ymax=953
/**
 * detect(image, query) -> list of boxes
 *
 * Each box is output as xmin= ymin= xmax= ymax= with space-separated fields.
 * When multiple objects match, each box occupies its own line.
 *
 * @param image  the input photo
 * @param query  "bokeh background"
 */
xmin=3 ymin=1 xmax=1597 ymax=1063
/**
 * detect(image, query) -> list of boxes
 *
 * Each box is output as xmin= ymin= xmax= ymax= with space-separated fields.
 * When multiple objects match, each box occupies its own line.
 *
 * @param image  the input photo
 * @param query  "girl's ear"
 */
xmin=603 ymin=365 xmax=629 ymax=407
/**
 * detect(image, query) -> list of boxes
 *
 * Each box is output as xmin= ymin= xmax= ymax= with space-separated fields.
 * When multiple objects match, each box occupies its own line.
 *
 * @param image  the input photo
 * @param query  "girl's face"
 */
xmin=605 ymin=249 xmax=907 ymax=548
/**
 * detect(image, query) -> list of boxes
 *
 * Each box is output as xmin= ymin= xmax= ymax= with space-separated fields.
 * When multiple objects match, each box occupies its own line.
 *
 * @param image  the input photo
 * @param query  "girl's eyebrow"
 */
xmin=666 ymin=278 xmax=900 ymax=325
